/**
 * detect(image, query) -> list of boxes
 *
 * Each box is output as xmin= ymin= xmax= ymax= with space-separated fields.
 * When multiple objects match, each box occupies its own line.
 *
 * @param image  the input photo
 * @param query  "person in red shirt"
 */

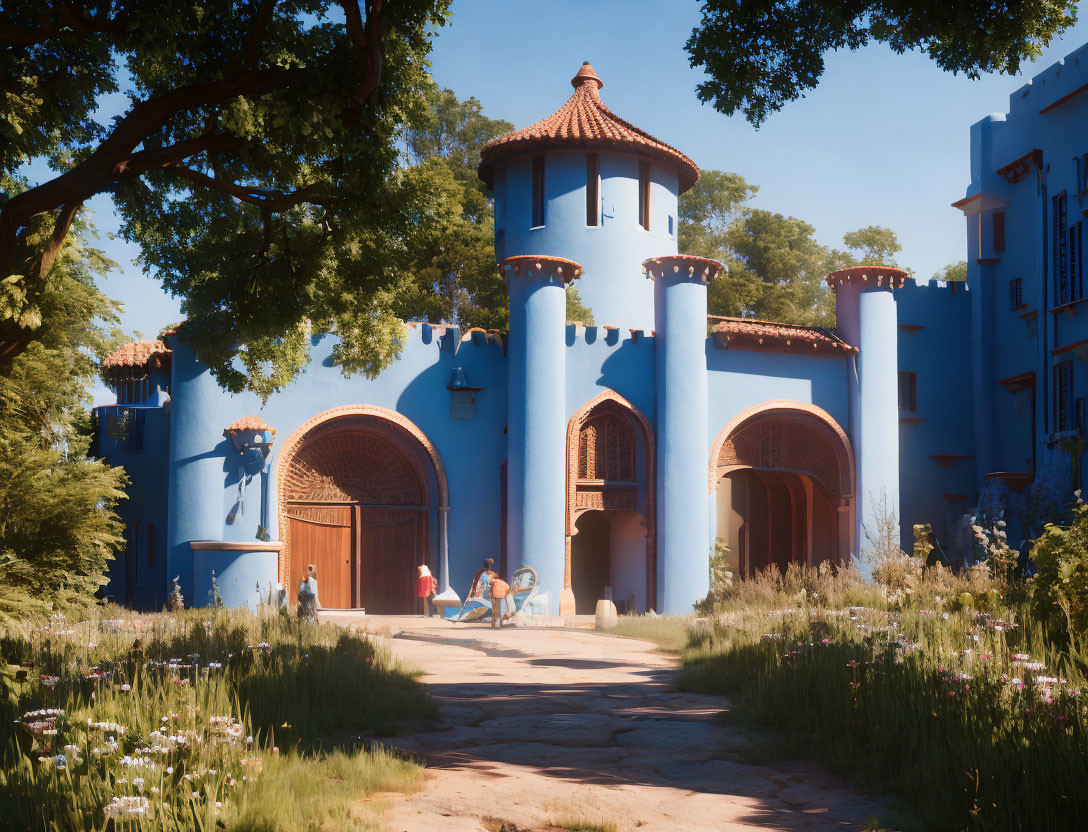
xmin=416 ymin=564 xmax=438 ymax=617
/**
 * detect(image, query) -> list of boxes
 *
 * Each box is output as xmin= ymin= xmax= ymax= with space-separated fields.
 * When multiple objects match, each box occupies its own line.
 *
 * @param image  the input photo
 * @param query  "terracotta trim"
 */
xmin=929 ymin=453 xmax=973 ymax=470
xmin=899 ymin=417 xmax=927 ymax=424
xmin=190 ymin=540 xmax=284 ymax=552
xmin=985 ymin=472 xmax=1035 ymax=493
xmin=1049 ymin=297 xmax=1088 ymax=316
xmin=1040 ymin=84 xmax=1088 ymax=115
xmin=998 ymin=371 xmax=1036 ymax=391
xmin=976 ymin=258 xmax=1000 ymax=265
xmin=825 ymin=265 xmax=909 ymax=292
xmin=565 ymin=389 xmax=656 ymax=610
xmin=1051 ymin=338 xmax=1088 ymax=356
xmin=995 ymin=148 xmax=1044 ymax=182
xmin=274 ymin=405 xmax=449 ymax=584
xmin=499 ymin=255 xmax=583 ymax=283
xmin=898 ymin=324 xmax=924 ymax=334
xmin=708 ymin=400 xmax=855 ymax=497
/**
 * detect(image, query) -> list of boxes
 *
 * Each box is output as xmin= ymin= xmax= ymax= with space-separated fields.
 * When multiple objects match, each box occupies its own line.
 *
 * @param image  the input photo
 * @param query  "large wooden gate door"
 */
xmin=285 ymin=506 xmax=353 ymax=609
xmin=358 ymin=508 xmax=426 ymax=614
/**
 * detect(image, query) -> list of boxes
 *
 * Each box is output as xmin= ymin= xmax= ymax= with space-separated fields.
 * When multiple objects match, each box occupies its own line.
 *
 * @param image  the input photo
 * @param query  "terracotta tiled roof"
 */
xmin=225 ymin=415 xmax=274 ymax=434
xmin=478 ymin=63 xmax=700 ymax=193
xmin=101 ymin=340 xmax=171 ymax=372
xmin=711 ymin=317 xmax=858 ymax=357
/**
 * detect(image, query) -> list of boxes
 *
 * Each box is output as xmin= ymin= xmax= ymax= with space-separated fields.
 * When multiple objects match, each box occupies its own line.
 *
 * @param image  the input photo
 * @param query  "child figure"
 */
xmin=416 ymin=564 xmax=438 ymax=617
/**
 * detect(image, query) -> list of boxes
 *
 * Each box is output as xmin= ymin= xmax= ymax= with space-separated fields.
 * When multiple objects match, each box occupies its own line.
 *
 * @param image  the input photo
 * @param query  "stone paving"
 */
xmin=322 ymin=615 xmax=891 ymax=832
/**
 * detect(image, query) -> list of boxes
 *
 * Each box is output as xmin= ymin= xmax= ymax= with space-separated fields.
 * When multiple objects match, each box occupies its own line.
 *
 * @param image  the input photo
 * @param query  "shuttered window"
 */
xmin=1056 ymin=192 xmax=1070 ymax=303
xmin=1056 ymin=362 xmax=1074 ymax=432
xmin=1010 ymin=278 xmax=1023 ymax=309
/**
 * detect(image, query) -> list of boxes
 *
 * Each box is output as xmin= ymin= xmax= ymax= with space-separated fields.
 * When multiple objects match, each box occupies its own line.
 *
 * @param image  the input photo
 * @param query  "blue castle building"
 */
xmin=97 ymin=58 xmax=1072 ymax=615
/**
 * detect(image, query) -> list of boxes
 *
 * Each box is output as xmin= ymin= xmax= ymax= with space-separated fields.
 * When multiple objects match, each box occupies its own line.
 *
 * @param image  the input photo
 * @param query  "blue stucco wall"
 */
xmin=954 ymin=42 xmax=1088 ymax=542
xmin=496 ymin=149 xmax=679 ymax=331
xmin=896 ymin=279 xmax=976 ymax=551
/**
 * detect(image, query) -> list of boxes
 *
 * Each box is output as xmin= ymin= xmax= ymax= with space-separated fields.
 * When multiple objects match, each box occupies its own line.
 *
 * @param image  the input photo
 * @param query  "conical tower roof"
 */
xmin=478 ymin=63 xmax=700 ymax=193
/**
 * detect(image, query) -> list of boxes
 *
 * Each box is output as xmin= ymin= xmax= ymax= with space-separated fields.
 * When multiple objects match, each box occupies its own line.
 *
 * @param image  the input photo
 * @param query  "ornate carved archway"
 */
xmin=710 ymin=400 xmax=855 ymax=571
xmin=275 ymin=405 xmax=448 ymax=589
xmin=565 ymin=389 xmax=656 ymax=609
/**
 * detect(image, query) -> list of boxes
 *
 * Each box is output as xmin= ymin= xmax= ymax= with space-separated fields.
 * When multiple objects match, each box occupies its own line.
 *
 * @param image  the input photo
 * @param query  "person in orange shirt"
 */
xmin=416 ymin=564 xmax=438 ymax=617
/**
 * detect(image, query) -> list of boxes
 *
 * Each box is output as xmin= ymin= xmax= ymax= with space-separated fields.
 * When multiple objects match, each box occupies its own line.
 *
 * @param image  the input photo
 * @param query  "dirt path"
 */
xmin=329 ymin=617 xmax=889 ymax=832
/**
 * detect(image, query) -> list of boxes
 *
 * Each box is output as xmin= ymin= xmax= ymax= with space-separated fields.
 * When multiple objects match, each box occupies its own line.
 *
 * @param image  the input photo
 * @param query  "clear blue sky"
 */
xmin=84 ymin=1 xmax=1088 ymax=403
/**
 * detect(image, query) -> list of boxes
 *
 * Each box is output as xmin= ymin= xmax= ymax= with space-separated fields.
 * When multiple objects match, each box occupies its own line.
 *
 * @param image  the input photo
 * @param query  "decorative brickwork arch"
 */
xmin=274 ymin=406 xmax=448 ymax=605
xmin=709 ymin=401 xmax=854 ymax=498
xmin=565 ymin=389 xmax=656 ymax=609
xmin=710 ymin=400 xmax=855 ymax=572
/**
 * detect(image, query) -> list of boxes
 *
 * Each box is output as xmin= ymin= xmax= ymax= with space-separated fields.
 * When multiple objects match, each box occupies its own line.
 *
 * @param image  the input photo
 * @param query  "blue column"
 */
xmin=503 ymin=256 xmax=582 ymax=614
xmin=647 ymin=255 xmax=722 ymax=614
xmin=831 ymin=268 xmax=904 ymax=559
xmin=166 ymin=338 xmax=228 ymax=604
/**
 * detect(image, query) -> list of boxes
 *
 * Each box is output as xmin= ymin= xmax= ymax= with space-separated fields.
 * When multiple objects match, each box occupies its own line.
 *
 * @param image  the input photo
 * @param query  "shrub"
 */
xmin=1030 ymin=500 xmax=1088 ymax=638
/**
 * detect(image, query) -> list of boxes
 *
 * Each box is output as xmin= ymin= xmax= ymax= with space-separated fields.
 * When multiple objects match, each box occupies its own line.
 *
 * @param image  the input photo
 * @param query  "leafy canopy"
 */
xmin=0 ymin=210 xmax=127 ymax=615
xmin=1 ymin=0 xmax=451 ymax=397
xmin=680 ymin=169 xmax=904 ymax=325
xmin=687 ymin=0 xmax=1077 ymax=126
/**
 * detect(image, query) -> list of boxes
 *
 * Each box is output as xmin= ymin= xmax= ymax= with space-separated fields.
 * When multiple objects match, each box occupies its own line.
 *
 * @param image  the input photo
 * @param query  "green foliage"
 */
xmin=912 ymin=523 xmax=934 ymax=562
xmin=0 ymin=212 xmax=126 ymax=613
xmin=0 ymin=607 xmax=433 ymax=830
xmin=933 ymin=261 xmax=968 ymax=282
xmin=1030 ymin=500 xmax=1088 ymax=638
xmin=686 ymin=0 xmax=1077 ymax=126
xmin=394 ymin=82 xmax=513 ymax=332
xmin=680 ymin=601 xmax=1088 ymax=829
xmin=681 ymin=169 xmax=905 ymax=326
xmin=565 ymin=285 xmax=595 ymax=326
xmin=842 ymin=225 xmax=901 ymax=267
xmin=696 ymin=538 xmax=734 ymax=613
xmin=2 ymin=0 xmax=452 ymax=397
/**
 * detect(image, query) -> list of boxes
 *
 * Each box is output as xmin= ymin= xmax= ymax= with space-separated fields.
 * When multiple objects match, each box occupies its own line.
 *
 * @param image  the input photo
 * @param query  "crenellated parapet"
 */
xmin=826 ymin=265 xmax=909 ymax=292
xmin=643 ymin=255 xmax=723 ymax=283
xmin=500 ymin=255 xmax=583 ymax=285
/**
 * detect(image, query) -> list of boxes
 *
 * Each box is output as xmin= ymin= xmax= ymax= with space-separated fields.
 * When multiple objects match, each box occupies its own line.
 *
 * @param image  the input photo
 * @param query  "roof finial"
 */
xmin=571 ymin=61 xmax=604 ymax=91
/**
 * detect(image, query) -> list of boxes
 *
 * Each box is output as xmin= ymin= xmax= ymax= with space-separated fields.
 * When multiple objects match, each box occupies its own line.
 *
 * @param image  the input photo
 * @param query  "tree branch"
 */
xmin=339 ymin=0 xmax=384 ymax=104
xmin=163 ymin=167 xmax=329 ymax=211
xmin=243 ymin=0 xmax=277 ymax=69
xmin=0 ymin=3 xmax=132 ymax=45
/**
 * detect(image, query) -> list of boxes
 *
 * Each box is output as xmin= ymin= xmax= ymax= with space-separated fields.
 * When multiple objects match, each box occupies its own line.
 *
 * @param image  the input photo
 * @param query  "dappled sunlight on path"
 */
xmin=324 ymin=616 xmax=890 ymax=832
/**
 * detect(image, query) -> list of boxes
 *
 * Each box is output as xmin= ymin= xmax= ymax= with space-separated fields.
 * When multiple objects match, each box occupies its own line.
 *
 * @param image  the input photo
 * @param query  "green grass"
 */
xmin=680 ymin=602 xmax=1088 ymax=831
xmin=0 ymin=605 xmax=435 ymax=830
xmin=606 ymin=614 xmax=693 ymax=653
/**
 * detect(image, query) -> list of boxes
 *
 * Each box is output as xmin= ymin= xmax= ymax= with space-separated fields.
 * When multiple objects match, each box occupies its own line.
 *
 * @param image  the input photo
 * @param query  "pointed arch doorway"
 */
xmin=565 ymin=390 xmax=656 ymax=614
xmin=276 ymin=406 xmax=448 ymax=613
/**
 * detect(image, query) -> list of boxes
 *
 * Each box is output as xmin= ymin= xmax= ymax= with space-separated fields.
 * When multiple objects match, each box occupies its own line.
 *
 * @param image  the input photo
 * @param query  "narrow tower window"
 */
xmin=531 ymin=155 xmax=546 ymax=227
xmin=638 ymin=161 xmax=651 ymax=231
xmin=898 ymin=372 xmax=917 ymax=412
xmin=586 ymin=153 xmax=600 ymax=226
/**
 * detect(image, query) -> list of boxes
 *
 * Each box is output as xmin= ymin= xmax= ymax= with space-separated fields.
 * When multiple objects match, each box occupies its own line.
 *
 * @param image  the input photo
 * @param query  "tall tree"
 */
xmin=843 ymin=225 xmax=901 ymax=266
xmin=687 ymin=0 xmax=1076 ymax=126
xmin=1 ymin=0 xmax=450 ymax=396
xmin=0 ymin=210 xmax=127 ymax=615
xmin=396 ymin=84 xmax=512 ymax=330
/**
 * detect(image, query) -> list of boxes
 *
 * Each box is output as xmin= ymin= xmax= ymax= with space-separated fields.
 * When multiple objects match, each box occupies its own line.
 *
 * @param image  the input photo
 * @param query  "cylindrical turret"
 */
xmin=503 ymin=255 xmax=583 ymax=614
xmin=479 ymin=63 xmax=699 ymax=331
xmin=166 ymin=337 xmax=229 ymax=602
xmin=647 ymin=255 xmax=723 ymax=613
xmin=828 ymin=266 xmax=907 ymax=560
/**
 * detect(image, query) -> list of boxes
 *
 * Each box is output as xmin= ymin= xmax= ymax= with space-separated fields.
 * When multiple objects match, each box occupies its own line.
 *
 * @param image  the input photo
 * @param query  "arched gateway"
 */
xmin=710 ymin=401 xmax=855 ymax=576
xmin=276 ymin=406 xmax=447 ymax=613
xmin=565 ymin=390 xmax=655 ymax=614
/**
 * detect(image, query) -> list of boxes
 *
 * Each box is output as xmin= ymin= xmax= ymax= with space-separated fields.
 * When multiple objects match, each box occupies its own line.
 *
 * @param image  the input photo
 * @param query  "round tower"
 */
xmin=646 ymin=255 xmax=724 ymax=613
xmin=479 ymin=63 xmax=699 ymax=331
xmin=828 ymin=266 xmax=908 ymax=560
xmin=165 ymin=335 xmax=229 ymax=602
xmin=502 ymin=255 xmax=583 ymax=614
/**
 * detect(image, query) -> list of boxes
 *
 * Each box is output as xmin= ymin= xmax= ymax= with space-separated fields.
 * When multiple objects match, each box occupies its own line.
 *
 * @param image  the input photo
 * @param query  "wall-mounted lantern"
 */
xmin=447 ymin=366 xmax=484 ymax=420
xmin=224 ymin=416 xmax=276 ymax=540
